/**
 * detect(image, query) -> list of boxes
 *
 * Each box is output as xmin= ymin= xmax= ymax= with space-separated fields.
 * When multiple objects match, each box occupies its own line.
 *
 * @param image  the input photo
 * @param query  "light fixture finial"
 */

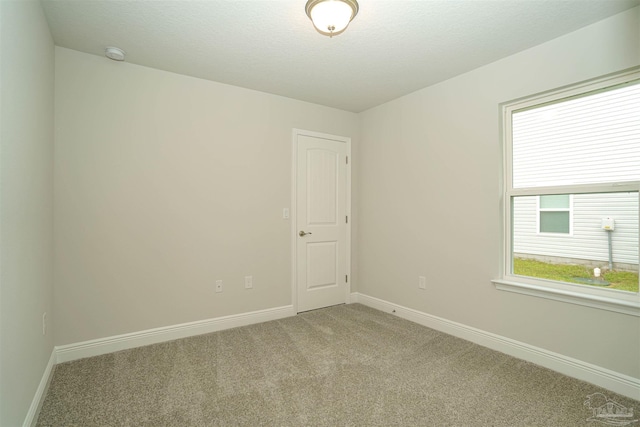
xmin=305 ymin=0 xmax=359 ymax=38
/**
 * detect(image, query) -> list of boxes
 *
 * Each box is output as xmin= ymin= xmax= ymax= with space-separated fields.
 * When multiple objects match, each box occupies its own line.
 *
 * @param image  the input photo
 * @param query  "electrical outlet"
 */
xmin=215 ymin=280 xmax=223 ymax=293
xmin=42 ymin=312 xmax=47 ymax=335
xmin=245 ymin=275 xmax=253 ymax=289
xmin=418 ymin=276 xmax=426 ymax=290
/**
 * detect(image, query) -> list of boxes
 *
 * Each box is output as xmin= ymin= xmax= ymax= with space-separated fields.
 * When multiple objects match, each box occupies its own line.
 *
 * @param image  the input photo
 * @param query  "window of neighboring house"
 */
xmin=494 ymin=68 xmax=640 ymax=316
xmin=538 ymin=194 xmax=571 ymax=234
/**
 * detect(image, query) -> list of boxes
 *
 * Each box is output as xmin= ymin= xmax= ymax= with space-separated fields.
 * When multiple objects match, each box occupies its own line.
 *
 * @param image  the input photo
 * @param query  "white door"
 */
xmin=294 ymin=130 xmax=350 ymax=313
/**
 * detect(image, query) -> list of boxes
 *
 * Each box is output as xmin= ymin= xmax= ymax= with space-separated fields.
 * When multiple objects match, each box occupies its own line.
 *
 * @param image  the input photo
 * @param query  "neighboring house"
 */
xmin=513 ymin=192 xmax=639 ymax=271
xmin=511 ymin=82 xmax=639 ymax=272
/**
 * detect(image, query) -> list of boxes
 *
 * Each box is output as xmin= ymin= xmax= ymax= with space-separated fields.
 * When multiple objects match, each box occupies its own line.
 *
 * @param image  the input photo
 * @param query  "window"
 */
xmin=494 ymin=68 xmax=640 ymax=316
xmin=538 ymin=194 xmax=571 ymax=234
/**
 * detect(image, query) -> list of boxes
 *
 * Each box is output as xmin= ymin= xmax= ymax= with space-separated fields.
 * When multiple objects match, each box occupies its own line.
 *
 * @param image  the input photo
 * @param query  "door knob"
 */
xmin=299 ymin=231 xmax=313 ymax=237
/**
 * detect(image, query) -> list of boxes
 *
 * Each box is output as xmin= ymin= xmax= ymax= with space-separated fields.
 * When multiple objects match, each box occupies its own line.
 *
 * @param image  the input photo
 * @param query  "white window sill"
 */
xmin=492 ymin=279 xmax=640 ymax=317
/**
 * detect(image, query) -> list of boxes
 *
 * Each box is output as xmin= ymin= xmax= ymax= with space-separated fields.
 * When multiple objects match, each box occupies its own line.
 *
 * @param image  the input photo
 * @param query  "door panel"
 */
xmin=295 ymin=132 xmax=349 ymax=313
xmin=306 ymin=242 xmax=338 ymax=290
xmin=307 ymin=149 xmax=338 ymax=225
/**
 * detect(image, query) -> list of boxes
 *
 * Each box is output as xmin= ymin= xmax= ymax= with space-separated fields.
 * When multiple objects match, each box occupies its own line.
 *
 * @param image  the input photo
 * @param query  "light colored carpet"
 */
xmin=36 ymin=304 xmax=638 ymax=426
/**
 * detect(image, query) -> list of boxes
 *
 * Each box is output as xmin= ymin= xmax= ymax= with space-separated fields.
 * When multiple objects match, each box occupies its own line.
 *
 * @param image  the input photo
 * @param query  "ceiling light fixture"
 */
xmin=305 ymin=0 xmax=359 ymax=38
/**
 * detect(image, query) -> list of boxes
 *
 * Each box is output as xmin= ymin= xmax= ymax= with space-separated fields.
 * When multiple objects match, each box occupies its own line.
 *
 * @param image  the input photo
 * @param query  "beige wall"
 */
xmin=358 ymin=7 xmax=640 ymax=378
xmin=0 ymin=1 xmax=55 ymax=425
xmin=54 ymin=47 xmax=360 ymax=345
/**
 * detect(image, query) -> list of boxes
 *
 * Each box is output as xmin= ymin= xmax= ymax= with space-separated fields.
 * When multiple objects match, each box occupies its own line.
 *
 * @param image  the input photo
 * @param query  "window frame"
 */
xmin=493 ymin=67 xmax=640 ymax=317
xmin=537 ymin=194 xmax=573 ymax=235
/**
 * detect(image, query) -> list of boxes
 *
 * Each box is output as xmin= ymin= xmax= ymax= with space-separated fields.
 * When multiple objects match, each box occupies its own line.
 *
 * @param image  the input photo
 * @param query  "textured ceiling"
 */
xmin=41 ymin=0 xmax=639 ymax=113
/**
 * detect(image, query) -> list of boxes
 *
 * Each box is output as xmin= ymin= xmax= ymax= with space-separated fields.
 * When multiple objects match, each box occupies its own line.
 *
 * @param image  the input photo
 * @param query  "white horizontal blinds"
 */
xmin=512 ymin=82 xmax=640 ymax=189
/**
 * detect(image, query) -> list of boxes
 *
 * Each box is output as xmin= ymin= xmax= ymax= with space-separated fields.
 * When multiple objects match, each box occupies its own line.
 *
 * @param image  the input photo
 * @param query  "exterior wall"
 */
xmin=514 ymin=193 xmax=639 ymax=269
xmin=358 ymin=6 xmax=640 ymax=379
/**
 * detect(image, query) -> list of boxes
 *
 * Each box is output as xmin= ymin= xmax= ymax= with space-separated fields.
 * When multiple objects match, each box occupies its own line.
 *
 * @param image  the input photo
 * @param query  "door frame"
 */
xmin=291 ymin=128 xmax=352 ymax=314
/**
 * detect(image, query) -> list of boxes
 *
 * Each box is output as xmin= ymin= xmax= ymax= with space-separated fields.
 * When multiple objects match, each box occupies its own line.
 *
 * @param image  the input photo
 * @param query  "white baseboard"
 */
xmin=55 ymin=305 xmax=295 ymax=363
xmin=23 ymin=348 xmax=56 ymax=427
xmin=350 ymin=292 xmax=640 ymax=401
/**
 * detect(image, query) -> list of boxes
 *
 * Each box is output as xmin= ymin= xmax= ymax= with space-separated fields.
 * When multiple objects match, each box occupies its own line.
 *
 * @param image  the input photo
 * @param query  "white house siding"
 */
xmin=512 ymin=83 xmax=640 ymax=189
xmin=513 ymin=193 xmax=639 ymax=268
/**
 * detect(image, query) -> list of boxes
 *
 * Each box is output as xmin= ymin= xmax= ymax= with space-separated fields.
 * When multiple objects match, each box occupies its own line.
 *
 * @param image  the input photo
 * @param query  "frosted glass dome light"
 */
xmin=305 ymin=0 xmax=359 ymax=37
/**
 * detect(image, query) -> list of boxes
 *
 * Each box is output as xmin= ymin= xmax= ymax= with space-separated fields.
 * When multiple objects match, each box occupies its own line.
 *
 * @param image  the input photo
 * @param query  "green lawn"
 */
xmin=513 ymin=258 xmax=639 ymax=293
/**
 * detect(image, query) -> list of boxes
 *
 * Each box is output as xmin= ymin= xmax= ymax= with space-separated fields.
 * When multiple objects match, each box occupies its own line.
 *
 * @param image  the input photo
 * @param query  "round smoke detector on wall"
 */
xmin=105 ymin=47 xmax=125 ymax=61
